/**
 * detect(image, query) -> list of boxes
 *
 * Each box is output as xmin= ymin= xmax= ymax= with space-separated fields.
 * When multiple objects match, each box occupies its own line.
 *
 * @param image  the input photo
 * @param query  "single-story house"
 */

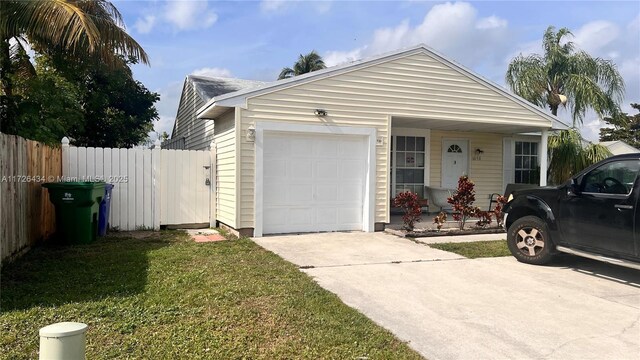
xmin=599 ymin=141 xmax=640 ymax=156
xmin=172 ymin=44 xmax=569 ymax=237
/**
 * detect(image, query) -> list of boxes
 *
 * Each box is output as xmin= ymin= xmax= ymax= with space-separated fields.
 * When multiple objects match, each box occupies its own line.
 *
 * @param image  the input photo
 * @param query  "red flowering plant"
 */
xmin=447 ymin=175 xmax=481 ymax=230
xmin=393 ymin=191 xmax=422 ymax=230
xmin=493 ymin=195 xmax=508 ymax=227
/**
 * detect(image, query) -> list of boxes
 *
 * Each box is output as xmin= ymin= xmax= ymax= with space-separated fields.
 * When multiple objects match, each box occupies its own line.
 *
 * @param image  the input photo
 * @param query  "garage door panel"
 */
xmin=262 ymin=131 xmax=367 ymax=235
xmin=316 ymin=207 xmax=338 ymax=225
xmin=289 ymin=161 xmax=313 ymax=179
xmin=340 ymin=160 xmax=366 ymax=180
xmin=316 ymin=161 xmax=339 ymax=178
xmin=264 ymin=136 xmax=289 ymax=155
xmin=339 ymin=140 xmax=365 ymax=158
xmin=338 ymin=184 xmax=364 ymax=202
xmin=289 ymin=184 xmax=313 ymax=202
xmin=315 ymin=139 xmax=339 ymax=156
xmin=291 ymin=138 xmax=313 ymax=155
xmin=316 ymin=184 xmax=338 ymax=201
xmin=264 ymin=184 xmax=288 ymax=204
xmin=264 ymin=208 xmax=288 ymax=226
xmin=264 ymin=159 xmax=286 ymax=178
xmin=337 ymin=207 xmax=363 ymax=224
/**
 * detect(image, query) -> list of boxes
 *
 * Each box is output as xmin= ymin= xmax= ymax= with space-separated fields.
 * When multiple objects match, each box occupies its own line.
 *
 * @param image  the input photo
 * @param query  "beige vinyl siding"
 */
xmin=237 ymin=52 xmax=551 ymax=228
xmin=172 ymin=81 xmax=215 ymax=151
xmin=213 ymin=110 xmax=236 ymax=228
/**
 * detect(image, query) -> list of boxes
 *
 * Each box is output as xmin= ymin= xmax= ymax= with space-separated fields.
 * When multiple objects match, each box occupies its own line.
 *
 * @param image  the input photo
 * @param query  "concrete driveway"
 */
xmin=254 ymin=232 xmax=640 ymax=360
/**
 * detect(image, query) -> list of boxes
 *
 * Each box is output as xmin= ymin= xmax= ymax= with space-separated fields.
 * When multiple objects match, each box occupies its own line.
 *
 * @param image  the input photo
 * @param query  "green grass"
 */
xmin=429 ymin=240 xmax=511 ymax=259
xmin=1 ymin=231 xmax=422 ymax=359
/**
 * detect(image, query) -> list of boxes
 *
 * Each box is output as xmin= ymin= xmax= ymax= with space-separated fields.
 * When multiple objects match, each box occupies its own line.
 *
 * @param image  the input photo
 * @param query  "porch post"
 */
xmin=539 ymin=128 xmax=549 ymax=186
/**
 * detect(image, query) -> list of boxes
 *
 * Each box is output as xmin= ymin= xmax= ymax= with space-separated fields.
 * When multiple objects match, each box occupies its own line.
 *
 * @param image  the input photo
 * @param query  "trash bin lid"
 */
xmin=39 ymin=322 xmax=88 ymax=337
xmin=43 ymin=181 xmax=105 ymax=190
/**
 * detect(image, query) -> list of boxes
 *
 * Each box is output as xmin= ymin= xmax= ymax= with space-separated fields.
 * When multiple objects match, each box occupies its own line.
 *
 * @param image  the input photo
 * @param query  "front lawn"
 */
xmin=1 ymin=231 xmax=421 ymax=359
xmin=429 ymin=240 xmax=511 ymax=258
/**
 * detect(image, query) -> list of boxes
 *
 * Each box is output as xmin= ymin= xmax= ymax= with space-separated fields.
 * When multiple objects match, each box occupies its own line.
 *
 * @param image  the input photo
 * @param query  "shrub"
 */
xmin=447 ymin=175 xmax=480 ymax=230
xmin=433 ymin=212 xmax=447 ymax=231
xmin=393 ymin=191 xmax=422 ymax=230
xmin=493 ymin=195 xmax=508 ymax=227
xmin=475 ymin=211 xmax=493 ymax=228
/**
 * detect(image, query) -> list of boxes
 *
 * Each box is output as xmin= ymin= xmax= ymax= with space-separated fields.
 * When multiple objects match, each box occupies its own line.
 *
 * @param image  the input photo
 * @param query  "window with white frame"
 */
xmin=515 ymin=141 xmax=539 ymax=184
xmin=391 ymin=136 xmax=426 ymax=198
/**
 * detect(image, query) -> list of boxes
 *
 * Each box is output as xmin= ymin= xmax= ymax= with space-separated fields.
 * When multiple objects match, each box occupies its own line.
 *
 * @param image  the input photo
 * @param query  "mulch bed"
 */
xmin=405 ymin=227 xmax=506 ymax=238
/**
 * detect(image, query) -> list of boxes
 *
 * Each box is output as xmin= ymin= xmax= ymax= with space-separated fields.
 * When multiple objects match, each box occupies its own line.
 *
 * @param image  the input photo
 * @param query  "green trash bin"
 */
xmin=43 ymin=182 xmax=106 ymax=244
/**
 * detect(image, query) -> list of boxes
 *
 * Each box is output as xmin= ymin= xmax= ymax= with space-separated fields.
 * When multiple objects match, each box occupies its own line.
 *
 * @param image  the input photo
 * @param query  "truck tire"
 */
xmin=507 ymin=215 xmax=554 ymax=265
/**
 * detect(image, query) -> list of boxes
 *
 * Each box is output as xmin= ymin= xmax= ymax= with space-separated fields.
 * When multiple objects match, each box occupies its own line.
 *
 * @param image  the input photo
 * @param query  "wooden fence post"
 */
xmin=152 ymin=140 xmax=161 ymax=230
xmin=209 ymin=140 xmax=216 ymax=228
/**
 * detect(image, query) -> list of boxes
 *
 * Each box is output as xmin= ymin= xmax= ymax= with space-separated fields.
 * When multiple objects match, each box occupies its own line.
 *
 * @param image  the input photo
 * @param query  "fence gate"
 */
xmin=159 ymin=149 xmax=211 ymax=228
xmin=62 ymin=139 xmax=215 ymax=231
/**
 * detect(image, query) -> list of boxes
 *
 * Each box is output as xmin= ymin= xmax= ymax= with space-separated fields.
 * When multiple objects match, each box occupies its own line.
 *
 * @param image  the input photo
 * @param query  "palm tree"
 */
xmin=506 ymin=26 xmax=624 ymax=126
xmin=278 ymin=51 xmax=326 ymax=80
xmin=506 ymin=26 xmax=620 ymax=184
xmin=1 ymin=0 xmax=148 ymax=134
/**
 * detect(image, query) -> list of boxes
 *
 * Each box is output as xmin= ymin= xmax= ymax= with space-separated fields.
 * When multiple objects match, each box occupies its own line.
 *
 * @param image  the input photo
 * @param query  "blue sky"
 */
xmin=113 ymin=1 xmax=640 ymax=141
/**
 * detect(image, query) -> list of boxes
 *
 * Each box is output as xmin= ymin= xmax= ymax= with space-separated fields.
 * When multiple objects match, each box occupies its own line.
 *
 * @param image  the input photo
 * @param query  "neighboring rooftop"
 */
xmin=599 ymin=140 xmax=640 ymax=155
xmin=187 ymin=75 xmax=269 ymax=101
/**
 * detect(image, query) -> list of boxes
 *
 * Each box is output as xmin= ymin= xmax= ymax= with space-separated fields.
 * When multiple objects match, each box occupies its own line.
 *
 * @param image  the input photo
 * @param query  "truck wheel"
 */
xmin=507 ymin=216 xmax=554 ymax=265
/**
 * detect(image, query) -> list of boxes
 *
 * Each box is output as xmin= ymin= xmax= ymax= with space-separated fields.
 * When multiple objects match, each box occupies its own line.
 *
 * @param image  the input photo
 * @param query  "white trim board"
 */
xmin=254 ymin=121 xmax=377 ymax=237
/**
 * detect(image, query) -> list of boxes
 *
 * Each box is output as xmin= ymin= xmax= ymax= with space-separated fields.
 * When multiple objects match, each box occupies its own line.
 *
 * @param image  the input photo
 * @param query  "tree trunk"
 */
xmin=550 ymin=104 xmax=558 ymax=116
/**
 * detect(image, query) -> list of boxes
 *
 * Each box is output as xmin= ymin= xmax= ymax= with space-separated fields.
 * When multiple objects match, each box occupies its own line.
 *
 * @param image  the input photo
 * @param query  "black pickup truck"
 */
xmin=503 ymin=153 xmax=640 ymax=270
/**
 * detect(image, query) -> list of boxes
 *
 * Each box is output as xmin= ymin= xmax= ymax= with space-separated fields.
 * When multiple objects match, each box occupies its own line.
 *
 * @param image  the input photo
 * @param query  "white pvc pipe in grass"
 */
xmin=39 ymin=322 xmax=87 ymax=360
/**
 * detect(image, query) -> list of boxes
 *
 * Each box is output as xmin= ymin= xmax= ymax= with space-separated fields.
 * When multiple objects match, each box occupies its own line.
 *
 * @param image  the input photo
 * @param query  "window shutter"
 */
xmin=503 ymin=137 xmax=514 ymax=191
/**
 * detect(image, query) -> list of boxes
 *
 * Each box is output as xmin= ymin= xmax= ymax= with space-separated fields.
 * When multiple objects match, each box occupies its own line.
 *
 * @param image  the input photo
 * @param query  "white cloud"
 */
xmin=165 ymin=0 xmax=217 ymax=30
xmin=324 ymin=2 xmax=511 ymax=68
xmin=134 ymin=15 xmax=156 ymax=34
xmin=191 ymin=67 xmax=233 ymax=78
xmin=260 ymin=0 xmax=332 ymax=14
xmin=476 ymin=15 xmax=507 ymax=30
xmin=324 ymin=46 xmax=366 ymax=67
xmin=134 ymin=0 xmax=218 ymax=33
xmin=573 ymin=20 xmax=620 ymax=55
xmin=260 ymin=0 xmax=287 ymax=12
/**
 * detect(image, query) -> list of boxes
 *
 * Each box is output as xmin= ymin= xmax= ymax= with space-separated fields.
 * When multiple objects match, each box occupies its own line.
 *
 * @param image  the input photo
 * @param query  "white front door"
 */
xmin=442 ymin=139 xmax=468 ymax=188
xmin=262 ymin=132 xmax=367 ymax=235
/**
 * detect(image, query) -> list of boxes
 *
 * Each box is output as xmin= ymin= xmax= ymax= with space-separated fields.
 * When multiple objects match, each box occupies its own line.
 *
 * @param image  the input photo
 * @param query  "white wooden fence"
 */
xmin=62 ymin=138 xmax=215 ymax=231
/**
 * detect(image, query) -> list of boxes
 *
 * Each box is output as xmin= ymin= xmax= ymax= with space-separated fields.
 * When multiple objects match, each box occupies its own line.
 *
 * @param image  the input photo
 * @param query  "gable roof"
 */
xmin=188 ymin=75 xmax=268 ymax=102
xmin=196 ymin=44 xmax=569 ymax=130
xmin=170 ymin=75 xmax=268 ymax=136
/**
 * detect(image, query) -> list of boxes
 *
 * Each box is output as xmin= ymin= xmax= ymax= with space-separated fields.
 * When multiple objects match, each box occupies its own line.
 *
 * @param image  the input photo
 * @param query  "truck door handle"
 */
xmin=614 ymin=204 xmax=633 ymax=210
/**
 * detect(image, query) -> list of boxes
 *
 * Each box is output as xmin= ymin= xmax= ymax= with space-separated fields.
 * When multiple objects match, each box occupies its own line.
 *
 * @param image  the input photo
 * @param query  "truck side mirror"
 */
xmin=567 ymin=179 xmax=580 ymax=197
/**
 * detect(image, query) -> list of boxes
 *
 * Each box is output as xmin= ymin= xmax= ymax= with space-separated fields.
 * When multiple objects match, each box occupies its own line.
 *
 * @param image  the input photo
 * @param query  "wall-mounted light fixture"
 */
xmin=246 ymin=125 xmax=256 ymax=142
xmin=474 ymin=148 xmax=484 ymax=160
xmin=314 ymin=109 xmax=327 ymax=117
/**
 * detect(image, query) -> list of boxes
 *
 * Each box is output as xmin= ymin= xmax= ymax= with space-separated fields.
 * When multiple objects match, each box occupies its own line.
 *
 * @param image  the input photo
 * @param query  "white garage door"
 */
xmin=263 ymin=132 xmax=367 ymax=234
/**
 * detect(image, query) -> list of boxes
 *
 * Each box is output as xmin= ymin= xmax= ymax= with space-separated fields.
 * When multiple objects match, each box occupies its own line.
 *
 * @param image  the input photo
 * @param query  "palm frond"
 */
xmin=278 ymin=67 xmax=294 ymax=80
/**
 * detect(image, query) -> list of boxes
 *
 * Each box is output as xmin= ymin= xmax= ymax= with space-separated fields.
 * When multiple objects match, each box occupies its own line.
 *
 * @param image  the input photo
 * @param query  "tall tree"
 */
xmin=506 ymin=26 xmax=624 ymax=126
xmin=278 ymin=51 xmax=326 ymax=80
xmin=599 ymin=104 xmax=640 ymax=149
xmin=13 ymin=53 xmax=159 ymax=147
xmin=506 ymin=26 xmax=621 ymax=184
xmin=0 ymin=0 xmax=149 ymax=134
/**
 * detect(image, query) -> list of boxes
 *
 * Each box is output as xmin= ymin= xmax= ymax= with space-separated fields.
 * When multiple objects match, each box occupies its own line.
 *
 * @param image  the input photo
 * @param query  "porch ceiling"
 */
xmin=392 ymin=117 xmax=550 ymax=134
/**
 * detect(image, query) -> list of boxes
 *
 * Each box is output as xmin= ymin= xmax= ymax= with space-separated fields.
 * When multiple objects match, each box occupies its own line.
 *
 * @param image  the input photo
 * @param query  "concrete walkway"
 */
xmin=254 ymin=232 xmax=640 ymax=360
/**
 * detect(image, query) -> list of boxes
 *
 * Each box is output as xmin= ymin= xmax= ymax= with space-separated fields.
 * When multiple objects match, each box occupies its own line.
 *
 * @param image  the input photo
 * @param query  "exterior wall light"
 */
xmin=246 ymin=125 xmax=256 ymax=142
xmin=314 ymin=109 xmax=327 ymax=116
